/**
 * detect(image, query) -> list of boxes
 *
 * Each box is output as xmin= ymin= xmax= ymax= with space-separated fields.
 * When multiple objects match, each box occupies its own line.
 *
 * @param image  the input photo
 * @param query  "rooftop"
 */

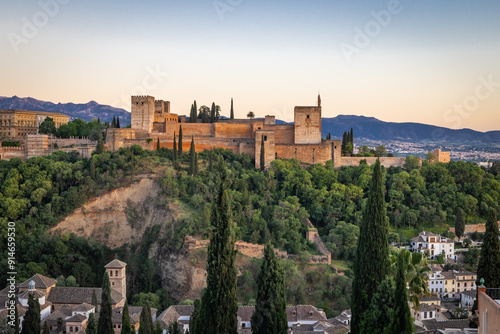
xmin=104 ymin=259 xmax=127 ymax=269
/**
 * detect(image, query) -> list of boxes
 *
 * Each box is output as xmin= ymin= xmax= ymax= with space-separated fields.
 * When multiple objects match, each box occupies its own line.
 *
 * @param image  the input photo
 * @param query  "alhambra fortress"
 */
xmin=0 ymin=95 xmax=450 ymax=166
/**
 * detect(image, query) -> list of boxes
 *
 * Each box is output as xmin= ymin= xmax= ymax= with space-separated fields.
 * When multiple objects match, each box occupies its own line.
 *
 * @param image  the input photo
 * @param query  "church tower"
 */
xmin=105 ymin=259 xmax=127 ymax=300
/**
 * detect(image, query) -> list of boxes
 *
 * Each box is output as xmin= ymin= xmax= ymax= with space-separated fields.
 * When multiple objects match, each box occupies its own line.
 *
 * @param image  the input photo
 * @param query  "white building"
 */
xmin=410 ymin=231 xmax=454 ymax=259
xmin=427 ymin=270 xmax=445 ymax=296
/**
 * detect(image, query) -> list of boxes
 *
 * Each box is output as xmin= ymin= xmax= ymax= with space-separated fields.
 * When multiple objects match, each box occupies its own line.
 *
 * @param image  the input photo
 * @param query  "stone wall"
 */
xmin=255 ymin=130 xmax=275 ymax=169
xmin=0 ymin=146 xmax=26 ymax=160
xmin=215 ymin=123 xmax=253 ymax=139
xmin=131 ymin=96 xmax=155 ymax=132
xmin=49 ymin=138 xmax=94 ymax=147
xmin=340 ymin=157 xmax=407 ymax=168
xmin=294 ymin=106 xmax=321 ymax=144
xmin=275 ymin=142 xmax=332 ymax=165
xmin=270 ymin=124 xmax=294 ymax=144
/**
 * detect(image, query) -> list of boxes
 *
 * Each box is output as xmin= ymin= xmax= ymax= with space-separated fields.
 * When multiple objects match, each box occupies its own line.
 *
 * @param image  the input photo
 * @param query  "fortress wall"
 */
xmin=0 ymin=146 xmax=26 ymax=160
xmin=275 ymin=143 xmax=332 ymax=165
xmin=271 ymin=124 xmax=294 ymax=144
xmin=340 ymin=157 xmax=406 ymax=168
xmin=214 ymin=123 xmax=253 ymax=139
xmin=255 ymin=130 xmax=275 ymax=169
xmin=49 ymin=138 xmax=94 ymax=147
xmin=164 ymin=123 xmax=214 ymax=137
xmin=294 ymin=106 xmax=321 ymax=144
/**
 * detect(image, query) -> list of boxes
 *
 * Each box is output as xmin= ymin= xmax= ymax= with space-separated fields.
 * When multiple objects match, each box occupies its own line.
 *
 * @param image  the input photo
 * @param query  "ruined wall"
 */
xmin=340 ymin=157 xmax=406 ymax=168
xmin=131 ymin=96 xmax=155 ymax=132
xmin=215 ymin=123 xmax=253 ymax=139
xmin=255 ymin=130 xmax=275 ymax=169
xmin=294 ymin=106 xmax=321 ymax=144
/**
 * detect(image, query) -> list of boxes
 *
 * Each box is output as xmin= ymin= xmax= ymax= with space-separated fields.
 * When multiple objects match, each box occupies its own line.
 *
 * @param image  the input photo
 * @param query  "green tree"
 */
xmin=247 ymin=111 xmax=255 ymax=119
xmin=198 ymin=105 xmax=210 ymax=123
xmin=121 ymin=301 xmax=133 ymax=334
xmin=390 ymin=250 xmax=414 ymax=334
xmin=178 ymin=126 xmax=183 ymax=155
xmin=189 ymin=137 xmax=196 ymax=176
xmin=91 ymin=290 xmax=98 ymax=311
xmin=111 ymin=116 xmax=116 ymax=128
xmin=173 ymin=132 xmax=178 ymax=162
xmin=39 ymin=117 xmax=57 ymax=135
xmin=154 ymin=321 xmax=163 ymax=334
xmin=260 ymin=135 xmax=265 ymax=171
xmin=13 ymin=295 xmax=19 ymax=334
xmin=455 ymin=208 xmax=465 ymax=241
xmin=251 ymin=242 xmax=287 ymax=334
xmin=190 ymin=299 xmax=200 ymax=334
xmin=375 ymin=145 xmax=387 ymax=157
xmin=360 ymin=278 xmax=394 ymax=334
xmin=351 ymin=159 xmax=390 ymax=334
xmin=404 ymin=156 xmax=420 ymax=171
xmin=116 ymin=117 xmax=120 ymax=128
xmin=477 ymin=208 xmax=500 ymax=288
xmin=210 ymin=102 xmax=216 ymax=123
xmin=97 ymin=272 xmax=114 ymax=334
xmin=90 ymin=156 xmax=96 ymax=180
xmin=209 ymin=149 xmax=213 ymax=172
xmin=43 ymin=321 xmax=50 ymax=334
xmin=167 ymin=321 xmax=181 ymax=334
xmin=21 ymin=293 xmax=40 ymax=334
xmin=139 ymin=303 xmax=154 ymax=334
xmin=230 ymin=98 xmax=234 ymax=119
xmin=197 ymin=159 xmax=238 ymax=334
xmin=86 ymin=313 xmax=97 ymax=334
xmin=95 ymin=133 xmax=104 ymax=154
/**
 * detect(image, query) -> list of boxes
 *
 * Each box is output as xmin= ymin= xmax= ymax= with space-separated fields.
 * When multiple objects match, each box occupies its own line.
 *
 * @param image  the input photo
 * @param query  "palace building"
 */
xmin=0 ymin=109 xmax=69 ymax=139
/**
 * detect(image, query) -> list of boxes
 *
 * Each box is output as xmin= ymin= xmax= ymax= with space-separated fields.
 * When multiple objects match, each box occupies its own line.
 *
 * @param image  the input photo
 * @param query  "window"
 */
xmin=110 ymin=271 xmax=113 ymax=277
xmin=70 ymin=327 xmax=73 ymax=332
xmin=465 ymin=283 xmax=467 ymax=287
xmin=458 ymin=283 xmax=460 ymax=287
xmin=264 ymin=136 xmax=267 ymax=141
xmin=306 ymin=115 xmax=310 ymax=119
xmin=115 ymin=270 xmax=118 ymax=276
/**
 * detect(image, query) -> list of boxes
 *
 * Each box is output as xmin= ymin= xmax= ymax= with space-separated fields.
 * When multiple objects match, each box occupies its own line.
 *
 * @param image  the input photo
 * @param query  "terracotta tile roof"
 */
xmin=441 ymin=271 xmax=455 ymax=279
xmin=57 ymin=304 xmax=77 ymax=316
xmin=111 ymin=305 xmax=157 ymax=324
xmin=66 ymin=314 xmax=87 ymax=323
xmin=105 ymin=259 xmax=127 ymax=268
xmin=286 ymin=305 xmax=327 ymax=322
xmin=73 ymin=302 xmax=95 ymax=312
xmin=157 ymin=305 xmax=194 ymax=329
xmin=416 ymin=303 xmax=436 ymax=312
xmin=461 ymin=289 xmax=477 ymax=298
xmin=237 ymin=306 xmax=254 ymax=322
xmin=19 ymin=274 xmax=57 ymax=290
xmin=421 ymin=231 xmax=436 ymax=237
xmin=47 ymin=287 xmax=123 ymax=305
xmin=43 ymin=309 xmax=70 ymax=326
xmin=422 ymin=319 xmax=470 ymax=330
xmin=18 ymin=289 xmax=45 ymax=300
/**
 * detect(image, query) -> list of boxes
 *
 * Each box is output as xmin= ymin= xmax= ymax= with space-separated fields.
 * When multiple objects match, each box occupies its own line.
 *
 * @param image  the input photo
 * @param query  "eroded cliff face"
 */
xmin=49 ymin=177 xmax=169 ymax=248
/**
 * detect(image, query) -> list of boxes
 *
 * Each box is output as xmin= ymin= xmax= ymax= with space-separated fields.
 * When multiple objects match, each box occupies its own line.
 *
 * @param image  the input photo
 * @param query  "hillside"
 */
xmin=0 ymin=95 xmax=131 ymax=124
xmin=322 ymin=115 xmax=500 ymax=144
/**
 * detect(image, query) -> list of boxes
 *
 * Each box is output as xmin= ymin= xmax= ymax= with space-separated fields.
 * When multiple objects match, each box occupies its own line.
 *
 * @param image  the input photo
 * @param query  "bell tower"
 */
xmin=105 ymin=259 xmax=127 ymax=300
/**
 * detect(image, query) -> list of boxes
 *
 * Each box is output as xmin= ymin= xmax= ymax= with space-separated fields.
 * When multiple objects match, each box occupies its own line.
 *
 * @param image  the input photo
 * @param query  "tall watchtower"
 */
xmin=131 ymin=96 xmax=155 ymax=132
xmin=105 ymin=259 xmax=127 ymax=300
xmin=294 ymin=104 xmax=322 ymax=144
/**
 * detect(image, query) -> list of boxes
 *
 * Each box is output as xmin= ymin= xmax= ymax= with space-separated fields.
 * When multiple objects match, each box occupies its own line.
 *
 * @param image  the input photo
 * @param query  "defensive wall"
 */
xmin=340 ymin=157 xmax=408 ymax=168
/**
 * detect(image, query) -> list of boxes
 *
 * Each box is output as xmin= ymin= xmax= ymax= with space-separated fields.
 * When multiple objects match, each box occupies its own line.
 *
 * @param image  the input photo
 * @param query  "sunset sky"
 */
xmin=1 ymin=0 xmax=499 ymax=131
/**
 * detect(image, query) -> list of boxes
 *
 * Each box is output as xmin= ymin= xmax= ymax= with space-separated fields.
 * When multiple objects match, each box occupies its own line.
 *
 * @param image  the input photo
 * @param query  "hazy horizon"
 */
xmin=1 ymin=0 xmax=499 ymax=131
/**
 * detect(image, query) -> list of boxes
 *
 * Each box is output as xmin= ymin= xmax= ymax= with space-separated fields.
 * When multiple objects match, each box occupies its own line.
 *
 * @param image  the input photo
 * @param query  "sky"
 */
xmin=1 ymin=0 xmax=499 ymax=131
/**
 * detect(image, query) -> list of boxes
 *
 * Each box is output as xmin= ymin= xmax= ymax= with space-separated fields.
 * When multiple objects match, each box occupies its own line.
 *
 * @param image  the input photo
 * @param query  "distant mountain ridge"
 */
xmin=322 ymin=115 xmax=500 ymax=144
xmin=0 ymin=96 xmax=131 ymax=125
xmin=1 ymin=96 xmax=498 ymax=144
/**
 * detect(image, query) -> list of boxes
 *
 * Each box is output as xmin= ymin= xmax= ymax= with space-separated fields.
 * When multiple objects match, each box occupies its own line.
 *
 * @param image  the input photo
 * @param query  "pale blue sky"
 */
xmin=1 ymin=0 xmax=499 ymax=131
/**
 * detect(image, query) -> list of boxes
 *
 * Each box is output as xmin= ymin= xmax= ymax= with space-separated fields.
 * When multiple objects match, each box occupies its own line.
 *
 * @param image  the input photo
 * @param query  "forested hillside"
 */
xmin=1 ymin=147 xmax=499 ymax=316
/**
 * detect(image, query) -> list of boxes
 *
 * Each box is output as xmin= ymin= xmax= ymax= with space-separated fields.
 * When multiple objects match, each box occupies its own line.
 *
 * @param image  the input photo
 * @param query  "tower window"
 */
xmin=306 ymin=115 xmax=310 ymax=119
xmin=264 ymin=136 xmax=267 ymax=141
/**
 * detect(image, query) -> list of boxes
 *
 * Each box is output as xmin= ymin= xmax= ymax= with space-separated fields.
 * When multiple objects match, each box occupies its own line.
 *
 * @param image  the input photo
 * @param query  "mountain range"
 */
xmin=1 ymin=96 xmax=498 ymax=144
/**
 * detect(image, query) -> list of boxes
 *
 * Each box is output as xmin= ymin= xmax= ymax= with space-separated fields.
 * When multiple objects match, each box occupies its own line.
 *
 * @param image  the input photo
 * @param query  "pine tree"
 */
xmin=21 ymin=293 xmax=40 ymax=334
xmin=173 ymin=132 xmax=178 ymax=162
xmin=121 ymin=301 xmax=133 ymax=334
xmin=260 ymin=135 xmax=265 ymax=171
xmin=230 ymin=98 xmax=234 ymax=119
xmin=251 ymin=242 xmax=287 ymax=334
xmin=112 ymin=116 xmax=116 ymax=128
xmin=157 ymin=138 xmax=161 ymax=152
xmin=43 ymin=321 xmax=50 ymax=334
xmin=189 ymin=136 xmax=196 ymax=176
xmin=390 ymin=250 xmax=414 ymax=334
xmin=90 ymin=156 xmax=96 ymax=180
xmin=351 ymin=159 xmax=390 ymax=334
xmin=197 ymin=159 xmax=238 ymax=334
xmin=98 ymin=272 xmax=114 ymax=334
xmin=86 ymin=313 xmax=97 ymax=334
xmin=96 ymin=133 xmax=104 ymax=154
xmin=190 ymin=299 xmax=201 ymax=334
xmin=210 ymin=102 xmax=216 ymax=123
xmin=178 ymin=126 xmax=183 ymax=155
xmin=455 ymin=208 xmax=465 ymax=241
xmin=477 ymin=208 xmax=500 ymax=288
xmin=117 ymin=117 xmax=120 ymax=128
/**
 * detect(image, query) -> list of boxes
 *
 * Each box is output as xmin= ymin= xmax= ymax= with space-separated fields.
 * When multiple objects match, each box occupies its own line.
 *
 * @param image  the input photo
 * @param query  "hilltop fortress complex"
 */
xmin=107 ymin=95 xmax=445 ymax=168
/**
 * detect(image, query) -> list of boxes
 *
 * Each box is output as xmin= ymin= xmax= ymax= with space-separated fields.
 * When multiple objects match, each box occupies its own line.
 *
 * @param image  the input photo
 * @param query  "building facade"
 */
xmin=410 ymin=231 xmax=454 ymax=259
xmin=0 ymin=109 xmax=69 ymax=139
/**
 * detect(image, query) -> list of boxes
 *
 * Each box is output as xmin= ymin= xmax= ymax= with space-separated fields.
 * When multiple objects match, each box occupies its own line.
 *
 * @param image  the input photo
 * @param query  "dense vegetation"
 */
xmin=1 ymin=142 xmax=499 ymax=317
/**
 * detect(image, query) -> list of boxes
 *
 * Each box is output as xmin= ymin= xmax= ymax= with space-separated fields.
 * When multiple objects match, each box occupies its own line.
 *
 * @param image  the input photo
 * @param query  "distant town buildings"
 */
xmin=410 ymin=231 xmax=455 ymax=259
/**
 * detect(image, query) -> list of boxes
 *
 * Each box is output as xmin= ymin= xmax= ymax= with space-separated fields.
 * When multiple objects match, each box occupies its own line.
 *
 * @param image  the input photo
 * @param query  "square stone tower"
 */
xmin=294 ymin=106 xmax=321 ymax=144
xmin=131 ymin=96 xmax=155 ymax=132
xmin=105 ymin=259 xmax=127 ymax=300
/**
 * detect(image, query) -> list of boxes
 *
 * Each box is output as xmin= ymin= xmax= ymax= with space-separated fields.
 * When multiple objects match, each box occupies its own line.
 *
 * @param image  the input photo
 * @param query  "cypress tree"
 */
xmin=194 ymin=100 xmax=198 ymax=121
xmin=251 ymin=242 xmax=287 ymax=334
xmin=91 ymin=290 xmax=98 ymax=311
xmin=189 ymin=137 xmax=196 ymax=175
xmin=351 ymin=159 xmax=390 ymax=334
xmin=195 ymin=153 xmax=199 ymax=175
xmin=96 ymin=133 xmax=104 ymax=154
xmin=121 ymin=301 xmax=133 ymax=334
xmin=351 ymin=127 xmax=354 ymax=143
xmin=455 ymin=208 xmax=465 ymax=241
xmin=157 ymin=138 xmax=161 ymax=152
xmin=112 ymin=116 xmax=116 ymax=128
xmin=209 ymin=149 xmax=213 ymax=172
xmin=210 ymin=102 xmax=216 ymax=123
xmin=230 ymin=98 xmax=234 ymax=119
xmin=97 ymin=272 xmax=114 ymax=334
xmin=13 ymin=296 xmax=19 ymax=334
xmin=390 ymin=250 xmax=414 ymax=334
xmin=117 ymin=117 xmax=120 ymax=128
xmin=360 ymin=278 xmax=395 ymax=334
xmin=90 ymin=156 xmax=96 ymax=180
xmin=190 ymin=299 xmax=201 ymax=334
xmin=167 ymin=321 xmax=182 ymax=334
xmin=43 ymin=321 xmax=50 ymax=334
xmin=97 ymin=117 xmax=101 ymax=123
xmin=173 ymin=132 xmax=178 ymax=162
xmin=139 ymin=303 xmax=153 ymax=334
xmin=21 ymin=293 xmax=40 ymax=334
xmin=197 ymin=159 xmax=238 ymax=334
xmin=477 ymin=208 xmax=500 ymax=288
xmin=86 ymin=313 xmax=97 ymax=334
xmin=178 ymin=126 xmax=183 ymax=155
xmin=260 ymin=135 xmax=265 ymax=171
xmin=154 ymin=321 xmax=163 ymax=334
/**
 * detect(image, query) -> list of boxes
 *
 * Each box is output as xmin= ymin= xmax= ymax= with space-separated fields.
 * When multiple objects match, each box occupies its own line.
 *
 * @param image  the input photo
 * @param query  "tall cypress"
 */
xmin=260 ymin=135 xmax=265 ymax=171
xmin=390 ymin=250 xmax=414 ymax=334
xmin=112 ymin=116 xmax=116 ymax=128
xmin=117 ymin=117 xmax=120 ymax=128
xmin=455 ymin=208 xmax=465 ymax=241
xmin=43 ymin=321 xmax=50 ymax=334
xmin=477 ymin=208 xmax=500 ymax=288
xmin=251 ymin=242 xmax=287 ymax=334
xmin=86 ymin=313 xmax=97 ymax=334
xmin=96 ymin=133 xmax=104 ymax=154
xmin=173 ymin=132 xmax=178 ymax=162
xmin=178 ymin=126 xmax=183 ymax=155
xmin=210 ymin=102 xmax=216 ymax=123
xmin=230 ymin=98 xmax=234 ymax=119
xmin=189 ymin=137 xmax=196 ymax=176
xmin=98 ymin=272 xmax=114 ymax=334
xmin=197 ymin=159 xmax=238 ymax=334
xmin=157 ymin=138 xmax=161 ymax=152
xmin=194 ymin=100 xmax=198 ymax=121
xmin=13 ymin=296 xmax=19 ymax=334
xmin=190 ymin=299 xmax=201 ymax=334
xmin=351 ymin=159 xmax=390 ymax=334
xmin=195 ymin=153 xmax=199 ymax=175
xmin=91 ymin=290 xmax=98 ymax=311
xmin=139 ymin=303 xmax=153 ymax=334
xmin=121 ymin=301 xmax=133 ymax=334
xmin=90 ymin=156 xmax=96 ymax=180
xmin=21 ymin=293 xmax=40 ymax=334
xmin=360 ymin=278 xmax=395 ymax=334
